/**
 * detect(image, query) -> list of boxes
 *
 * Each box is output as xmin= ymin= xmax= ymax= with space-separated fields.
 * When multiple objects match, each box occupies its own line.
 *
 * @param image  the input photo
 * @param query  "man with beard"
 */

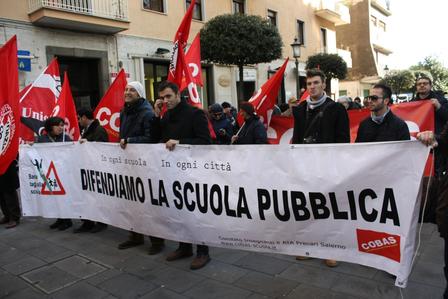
xmin=356 ymin=84 xmax=410 ymax=142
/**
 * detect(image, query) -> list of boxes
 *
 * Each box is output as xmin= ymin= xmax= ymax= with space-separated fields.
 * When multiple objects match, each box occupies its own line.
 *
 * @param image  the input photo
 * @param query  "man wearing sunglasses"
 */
xmin=356 ymin=84 xmax=410 ymax=142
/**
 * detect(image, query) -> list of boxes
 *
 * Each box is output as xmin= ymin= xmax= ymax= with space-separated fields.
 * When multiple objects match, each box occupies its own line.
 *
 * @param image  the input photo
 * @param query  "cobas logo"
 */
xmin=356 ymin=229 xmax=401 ymax=262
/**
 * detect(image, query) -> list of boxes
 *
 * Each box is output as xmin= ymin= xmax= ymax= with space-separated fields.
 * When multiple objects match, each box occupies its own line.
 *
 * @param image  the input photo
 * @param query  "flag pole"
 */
xmin=231 ymin=122 xmax=246 ymax=144
xmin=19 ymin=62 xmax=52 ymax=103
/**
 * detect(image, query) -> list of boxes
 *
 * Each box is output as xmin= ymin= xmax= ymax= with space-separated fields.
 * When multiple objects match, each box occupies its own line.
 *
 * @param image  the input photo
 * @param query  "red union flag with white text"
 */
xmin=19 ymin=58 xmax=61 ymax=141
xmin=93 ymin=69 xmax=126 ymax=142
xmin=0 ymin=36 xmax=19 ymax=175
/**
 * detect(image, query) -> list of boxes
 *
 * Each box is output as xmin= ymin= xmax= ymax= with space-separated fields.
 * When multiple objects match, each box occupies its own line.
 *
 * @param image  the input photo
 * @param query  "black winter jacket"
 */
xmin=151 ymin=100 xmax=211 ymax=145
xmin=82 ymin=119 xmax=109 ymax=142
xmin=292 ymin=98 xmax=350 ymax=144
xmin=119 ymin=98 xmax=154 ymax=143
xmin=355 ymin=111 xmax=410 ymax=142
xmin=234 ymin=115 xmax=267 ymax=144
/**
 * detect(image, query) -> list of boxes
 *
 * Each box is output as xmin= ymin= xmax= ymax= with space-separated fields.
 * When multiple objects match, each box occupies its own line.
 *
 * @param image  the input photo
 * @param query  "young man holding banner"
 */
xmin=291 ymin=68 xmax=350 ymax=267
xmin=152 ymin=81 xmax=212 ymax=270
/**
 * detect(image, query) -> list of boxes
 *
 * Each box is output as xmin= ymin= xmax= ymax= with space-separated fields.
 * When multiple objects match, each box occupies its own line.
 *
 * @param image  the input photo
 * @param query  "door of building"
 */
xmin=58 ymin=56 xmax=101 ymax=109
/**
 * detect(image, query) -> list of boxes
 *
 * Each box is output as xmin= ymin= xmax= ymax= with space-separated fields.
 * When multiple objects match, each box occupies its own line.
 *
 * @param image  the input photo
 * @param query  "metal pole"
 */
xmin=295 ymin=58 xmax=300 ymax=98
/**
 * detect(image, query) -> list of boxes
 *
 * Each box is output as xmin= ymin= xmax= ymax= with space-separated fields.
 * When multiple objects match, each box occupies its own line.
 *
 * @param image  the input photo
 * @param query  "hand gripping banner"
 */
xmin=19 ymin=141 xmax=429 ymax=287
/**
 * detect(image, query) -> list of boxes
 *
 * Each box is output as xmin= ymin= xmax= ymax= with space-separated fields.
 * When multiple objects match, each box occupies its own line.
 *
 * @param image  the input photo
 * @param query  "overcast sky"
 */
xmin=388 ymin=0 xmax=448 ymax=70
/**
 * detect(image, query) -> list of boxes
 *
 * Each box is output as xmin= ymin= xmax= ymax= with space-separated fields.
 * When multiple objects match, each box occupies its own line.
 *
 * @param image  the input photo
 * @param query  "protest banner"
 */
xmin=19 ymin=141 xmax=429 ymax=287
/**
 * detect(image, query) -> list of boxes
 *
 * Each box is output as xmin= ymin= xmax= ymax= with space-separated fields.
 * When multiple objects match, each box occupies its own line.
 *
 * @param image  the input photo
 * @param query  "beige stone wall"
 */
xmin=0 ymin=0 xmax=29 ymax=22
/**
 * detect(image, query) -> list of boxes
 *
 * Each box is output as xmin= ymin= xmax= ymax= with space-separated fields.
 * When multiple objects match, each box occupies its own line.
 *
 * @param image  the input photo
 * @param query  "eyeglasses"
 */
xmin=367 ymin=95 xmax=383 ymax=101
xmin=416 ymin=81 xmax=430 ymax=86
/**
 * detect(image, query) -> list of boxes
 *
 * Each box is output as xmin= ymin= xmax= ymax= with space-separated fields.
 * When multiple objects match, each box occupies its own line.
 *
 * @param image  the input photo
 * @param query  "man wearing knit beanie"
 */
xmin=117 ymin=81 xmax=165 ymax=255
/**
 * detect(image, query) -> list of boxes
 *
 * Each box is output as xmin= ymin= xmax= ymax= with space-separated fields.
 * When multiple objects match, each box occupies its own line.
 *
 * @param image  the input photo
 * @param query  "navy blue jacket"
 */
xmin=119 ymin=98 xmax=154 ymax=144
xmin=211 ymin=117 xmax=233 ymax=144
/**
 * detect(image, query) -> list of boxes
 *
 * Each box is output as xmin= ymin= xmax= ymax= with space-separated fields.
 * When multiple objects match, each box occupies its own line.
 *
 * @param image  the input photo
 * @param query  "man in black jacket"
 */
xmin=356 ymin=84 xmax=410 ymax=142
xmin=152 ymin=81 xmax=212 ymax=270
xmin=412 ymin=76 xmax=448 ymax=175
xmin=74 ymin=107 xmax=109 ymax=233
xmin=292 ymin=69 xmax=349 ymax=145
xmin=292 ymin=68 xmax=349 ymax=267
xmin=117 ymin=81 xmax=165 ymax=255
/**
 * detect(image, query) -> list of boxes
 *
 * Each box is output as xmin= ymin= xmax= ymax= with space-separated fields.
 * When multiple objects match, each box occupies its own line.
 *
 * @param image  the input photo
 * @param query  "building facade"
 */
xmin=336 ymin=0 xmax=392 ymax=99
xmin=0 ymin=0 xmax=351 ymax=109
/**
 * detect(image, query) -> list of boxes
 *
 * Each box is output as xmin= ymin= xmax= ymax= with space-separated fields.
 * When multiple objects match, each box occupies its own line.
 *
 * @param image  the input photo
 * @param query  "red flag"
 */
xmin=56 ymin=73 xmax=80 ymax=141
xmin=180 ymin=45 xmax=202 ymax=108
xmin=0 ymin=36 xmax=19 ymax=175
xmin=180 ymin=33 xmax=203 ymax=90
xmin=237 ymin=59 xmax=289 ymax=127
xmin=168 ymin=0 xmax=196 ymax=86
xmin=93 ymin=69 xmax=126 ymax=142
xmin=19 ymin=58 xmax=61 ymax=141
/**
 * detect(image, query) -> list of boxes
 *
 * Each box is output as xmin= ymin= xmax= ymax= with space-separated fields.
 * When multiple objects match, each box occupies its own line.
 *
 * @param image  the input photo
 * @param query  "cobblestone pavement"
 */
xmin=0 ymin=217 xmax=445 ymax=298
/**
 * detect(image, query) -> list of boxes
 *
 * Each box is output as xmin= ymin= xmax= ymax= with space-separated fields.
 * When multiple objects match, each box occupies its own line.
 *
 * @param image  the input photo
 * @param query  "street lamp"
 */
xmin=290 ymin=37 xmax=302 ymax=98
xmin=383 ymin=65 xmax=389 ymax=74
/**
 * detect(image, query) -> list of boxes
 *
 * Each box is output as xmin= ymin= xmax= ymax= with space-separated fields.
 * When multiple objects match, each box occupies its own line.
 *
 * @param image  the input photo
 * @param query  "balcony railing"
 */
xmin=28 ymin=0 xmax=128 ymax=21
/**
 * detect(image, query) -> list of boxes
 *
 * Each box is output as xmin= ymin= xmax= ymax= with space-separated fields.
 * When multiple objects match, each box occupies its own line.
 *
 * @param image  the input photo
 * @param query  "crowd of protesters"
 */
xmin=2 ymin=69 xmax=448 ymax=296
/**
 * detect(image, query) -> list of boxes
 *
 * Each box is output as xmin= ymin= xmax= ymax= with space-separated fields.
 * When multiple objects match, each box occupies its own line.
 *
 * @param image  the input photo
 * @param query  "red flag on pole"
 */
xmin=19 ymin=58 xmax=61 ymax=141
xmin=0 ymin=36 xmax=19 ymax=175
xmin=181 ymin=33 xmax=203 ymax=90
xmin=168 ymin=0 xmax=196 ymax=87
xmin=93 ymin=69 xmax=126 ymax=142
xmin=237 ymin=59 xmax=289 ymax=127
xmin=56 ymin=72 xmax=80 ymax=141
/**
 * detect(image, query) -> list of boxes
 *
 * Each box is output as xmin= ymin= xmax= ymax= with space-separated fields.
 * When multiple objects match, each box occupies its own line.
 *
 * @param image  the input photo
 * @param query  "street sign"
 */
xmin=18 ymin=50 xmax=31 ymax=72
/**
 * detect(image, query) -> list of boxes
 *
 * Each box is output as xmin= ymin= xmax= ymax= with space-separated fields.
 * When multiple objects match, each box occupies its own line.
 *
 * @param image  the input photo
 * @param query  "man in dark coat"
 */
xmin=291 ymin=68 xmax=350 ymax=268
xmin=209 ymin=103 xmax=233 ymax=144
xmin=117 ymin=81 xmax=164 ymax=255
xmin=152 ymin=81 xmax=212 ymax=270
xmin=231 ymin=102 xmax=267 ymax=144
xmin=73 ymin=107 xmax=109 ymax=234
xmin=356 ymin=84 xmax=410 ymax=142
xmin=412 ymin=76 xmax=448 ymax=223
xmin=0 ymin=160 xmax=20 ymax=229
xmin=292 ymin=69 xmax=349 ymax=145
xmin=411 ymin=76 xmax=448 ymax=176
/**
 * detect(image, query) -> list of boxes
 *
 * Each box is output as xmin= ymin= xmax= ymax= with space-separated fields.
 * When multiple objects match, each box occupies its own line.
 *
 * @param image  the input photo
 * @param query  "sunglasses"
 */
xmin=367 ymin=95 xmax=383 ymax=101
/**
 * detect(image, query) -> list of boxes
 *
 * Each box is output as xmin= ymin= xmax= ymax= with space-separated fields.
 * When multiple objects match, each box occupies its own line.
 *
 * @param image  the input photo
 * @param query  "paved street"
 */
xmin=0 ymin=217 xmax=445 ymax=299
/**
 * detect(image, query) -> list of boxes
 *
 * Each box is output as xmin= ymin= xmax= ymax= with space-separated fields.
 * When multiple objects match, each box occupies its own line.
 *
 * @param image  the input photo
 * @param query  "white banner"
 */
xmin=19 ymin=141 xmax=429 ymax=287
